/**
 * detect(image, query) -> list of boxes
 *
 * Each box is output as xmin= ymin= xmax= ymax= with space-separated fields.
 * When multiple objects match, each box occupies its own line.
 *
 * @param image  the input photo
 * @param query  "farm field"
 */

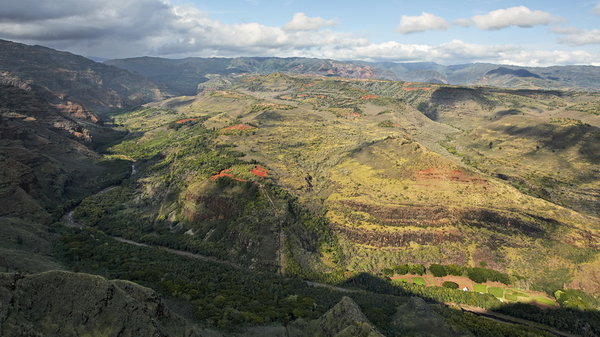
xmin=390 ymin=274 xmax=557 ymax=306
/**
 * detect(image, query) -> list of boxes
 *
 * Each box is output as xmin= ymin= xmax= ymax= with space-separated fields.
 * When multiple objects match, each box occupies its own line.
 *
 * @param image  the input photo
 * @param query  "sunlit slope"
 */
xmin=109 ymin=73 xmax=599 ymax=294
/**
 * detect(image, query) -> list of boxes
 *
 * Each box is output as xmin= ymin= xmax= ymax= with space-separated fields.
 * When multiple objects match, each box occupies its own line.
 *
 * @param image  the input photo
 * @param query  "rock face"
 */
xmin=0 ymin=271 xmax=203 ymax=337
xmin=391 ymin=297 xmax=469 ymax=337
xmin=288 ymin=296 xmax=385 ymax=337
xmin=0 ymin=75 xmax=129 ymax=274
xmin=0 ymin=39 xmax=167 ymax=113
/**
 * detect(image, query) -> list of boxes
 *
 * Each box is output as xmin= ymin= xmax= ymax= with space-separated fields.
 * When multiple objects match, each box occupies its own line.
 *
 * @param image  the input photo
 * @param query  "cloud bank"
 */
xmin=0 ymin=0 xmax=597 ymax=67
xmin=396 ymin=12 xmax=449 ymax=34
xmin=471 ymin=6 xmax=560 ymax=30
xmin=283 ymin=12 xmax=337 ymax=31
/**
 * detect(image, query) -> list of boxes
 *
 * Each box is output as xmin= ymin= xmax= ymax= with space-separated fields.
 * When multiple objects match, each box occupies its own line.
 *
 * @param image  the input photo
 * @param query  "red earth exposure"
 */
xmin=210 ymin=169 xmax=247 ymax=182
xmin=251 ymin=165 xmax=269 ymax=178
xmin=175 ymin=118 xmax=199 ymax=124
xmin=223 ymin=124 xmax=254 ymax=131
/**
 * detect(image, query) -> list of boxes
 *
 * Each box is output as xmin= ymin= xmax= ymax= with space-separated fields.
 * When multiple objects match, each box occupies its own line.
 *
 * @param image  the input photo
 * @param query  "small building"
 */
xmin=462 ymin=287 xmax=468 ymax=291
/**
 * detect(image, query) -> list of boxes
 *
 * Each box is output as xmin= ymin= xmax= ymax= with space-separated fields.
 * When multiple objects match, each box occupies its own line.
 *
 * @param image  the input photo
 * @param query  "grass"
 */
xmin=506 ymin=289 xmax=529 ymax=298
xmin=505 ymin=294 xmax=519 ymax=301
xmin=488 ymin=287 xmax=504 ymax=298
xmin=474 ymin=284 xmax=487 ymax=293
xmin=532 ymin=296 xmax=557 ymax=306
xmin=412 ymin=277 xmax=426 ymax=286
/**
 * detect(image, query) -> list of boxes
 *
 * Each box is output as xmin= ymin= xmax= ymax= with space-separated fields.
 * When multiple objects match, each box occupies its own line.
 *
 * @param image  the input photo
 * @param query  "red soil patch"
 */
xmin=403 ymin=87 xmax=431 ymax=91
xmin=251 ymin=165 xmax=269 ymax=178
xmin=317 ymin=95 xmax=327 ymax=99
xmin=280 ymin=95 xmax=293 ymax=100
xmin=223 ymin=124 xmax=254 ymax=131
xmin=360 ymin=94 xmax=378 ymax=100
xmin=210 ymin=169 xmax=247 ymax=182
xmin=416 ymin=168 xmax=487 ymax=184
xmin=298 ymin=94 xmax=309 ymax=98
xmin=175 ymin=118 xmax=199 ymax=124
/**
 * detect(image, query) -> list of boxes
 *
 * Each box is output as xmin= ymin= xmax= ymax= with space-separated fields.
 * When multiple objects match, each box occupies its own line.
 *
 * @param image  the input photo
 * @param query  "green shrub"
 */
xmin=408 ymin=264 xmax=426 ymax=275
xmin=554 ymin=289 xmax=598 ymax=310
xmin=466 ymin=267 xmax=510 ymax=284
xmin=445 ymin=264 xmax=465 ymax=276
xmin=377 ymin=120 xmax=394 ymax=128
xmin=393 ymin=264 xmax=409 ymax=275
xmin=442 ymin=281 xmax=459 ymax=289
xmin=429 ymin=264 xmax=448 ymax=277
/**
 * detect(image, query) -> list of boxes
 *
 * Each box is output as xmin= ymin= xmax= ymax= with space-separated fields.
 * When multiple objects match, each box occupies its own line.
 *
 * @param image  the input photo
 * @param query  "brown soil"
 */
xmin=223 ymin=124 xmax=254 ymax=131
xmin=415 ymin=168 xmax=488 ymax=184
xmin=174 ymin=118 xmax=198 ymax=124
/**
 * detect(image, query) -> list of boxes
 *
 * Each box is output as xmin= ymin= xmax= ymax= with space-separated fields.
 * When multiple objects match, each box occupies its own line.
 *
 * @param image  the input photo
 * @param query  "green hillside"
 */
xmin=1 ymin=40 xmax=599 ymax=337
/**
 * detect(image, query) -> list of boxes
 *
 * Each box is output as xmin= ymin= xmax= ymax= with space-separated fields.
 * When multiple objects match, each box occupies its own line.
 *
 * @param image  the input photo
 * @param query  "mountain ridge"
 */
xmin=105 ymin=55 xmax=600 ymax=96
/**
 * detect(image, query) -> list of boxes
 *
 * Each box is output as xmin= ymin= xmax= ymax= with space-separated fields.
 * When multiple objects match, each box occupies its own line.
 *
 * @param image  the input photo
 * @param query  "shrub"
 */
xmin=382 ymin=268 xmax=394 ymax=277
xmin=377 ymin=120 xmax=394 ymax=128
xmin=393 ymin=264 xmax=409 ymax=275
xmin=429 ymin=264 xmax=448 ymax=277
xmin=442 ymin=281 xmax=459 ymax=289
xmin=445 ymin=264 xmax=465 ymax=276
xmin=408 ymin=264 xmax=426 ymax=275
xmin=466 ymin=267 xmax=510 ymax=285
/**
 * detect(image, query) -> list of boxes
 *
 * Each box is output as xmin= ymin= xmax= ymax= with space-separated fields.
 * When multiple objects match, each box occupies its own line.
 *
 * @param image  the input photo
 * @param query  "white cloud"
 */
xmin=453 ymin=18 xmax=471 ymax=27
xmin=471 ymin=6 xmax=560 ymax=30
xmin=0 ymin=0 xmax=597 ymax=66
xmin=396 ymin=12 xmax=449 ymax=34
xmin=594 ymin=3 xmax=600 ymax=15
xmin=553 ymin=27 xmax=600 ymax=46
xmin=283 ymin=12 xmax=337 ymax=31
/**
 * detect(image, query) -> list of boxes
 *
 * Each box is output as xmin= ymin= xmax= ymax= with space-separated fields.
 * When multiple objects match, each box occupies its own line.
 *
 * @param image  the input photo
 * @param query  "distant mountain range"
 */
xmin=0 ymin=39 xmax=167 ymax=113
xmin=105 ymin=56 xmax=600 ymax=96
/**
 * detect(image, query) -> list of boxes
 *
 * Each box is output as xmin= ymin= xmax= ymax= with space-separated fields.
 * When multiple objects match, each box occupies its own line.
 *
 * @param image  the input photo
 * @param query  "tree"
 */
xmin=442 ymin=281 xmax=459 ymax=289
xmin=429 ymin=264 xmax=448 ymax=277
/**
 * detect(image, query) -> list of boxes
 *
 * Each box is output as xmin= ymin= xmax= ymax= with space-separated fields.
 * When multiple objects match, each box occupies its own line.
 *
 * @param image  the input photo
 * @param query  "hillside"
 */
xmin=1 ymin=42 xmax=599 ymax=336
xmin=40 ymin=72 xmax=595 ymax=336
xmin=0 ymin=76 xmax=132 ymax=274
xmin=105 ymin=56 xmax=600 ymax=96
xmin=0 ymin=39 xmax=168 ymax=113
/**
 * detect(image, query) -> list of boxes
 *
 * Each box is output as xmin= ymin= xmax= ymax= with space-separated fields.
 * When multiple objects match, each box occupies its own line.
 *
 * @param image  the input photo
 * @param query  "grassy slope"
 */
xmin=83 ymin=73 xmax=599 ymax=297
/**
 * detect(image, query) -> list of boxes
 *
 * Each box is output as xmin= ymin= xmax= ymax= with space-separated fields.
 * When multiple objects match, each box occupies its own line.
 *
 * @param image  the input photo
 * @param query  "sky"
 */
xmin=0 ymin=0 xmax=599 ymax=66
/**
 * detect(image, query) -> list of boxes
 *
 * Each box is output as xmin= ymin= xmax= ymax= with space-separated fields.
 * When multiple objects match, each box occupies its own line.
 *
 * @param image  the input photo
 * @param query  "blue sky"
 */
xmin=190 ymin=0 xmax=598 ymax=48
xmin=1 ymin=0 xmax=598 ymax=65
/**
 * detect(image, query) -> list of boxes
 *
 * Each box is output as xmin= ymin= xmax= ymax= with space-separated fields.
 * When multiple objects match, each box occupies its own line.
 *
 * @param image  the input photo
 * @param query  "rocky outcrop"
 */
xmin=0 ymin=271 xmax=205 ymax=337
xmin=391 ymin=297 xmax=470 ymax=337
xmin=288 ymin=296 xmax=385 ymax=337
xmin=0 ymin=39 xmax=167 ymax=113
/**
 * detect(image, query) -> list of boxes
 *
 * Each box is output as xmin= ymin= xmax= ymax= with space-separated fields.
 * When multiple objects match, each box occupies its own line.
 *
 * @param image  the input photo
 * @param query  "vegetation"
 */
xmin=442 ymin=281 xmax=459 ymax=289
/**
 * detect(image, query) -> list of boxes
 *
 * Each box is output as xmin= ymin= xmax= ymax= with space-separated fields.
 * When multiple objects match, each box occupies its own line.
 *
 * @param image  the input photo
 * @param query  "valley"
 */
xmin=0 ymin=39 xmax=599 ymax=337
